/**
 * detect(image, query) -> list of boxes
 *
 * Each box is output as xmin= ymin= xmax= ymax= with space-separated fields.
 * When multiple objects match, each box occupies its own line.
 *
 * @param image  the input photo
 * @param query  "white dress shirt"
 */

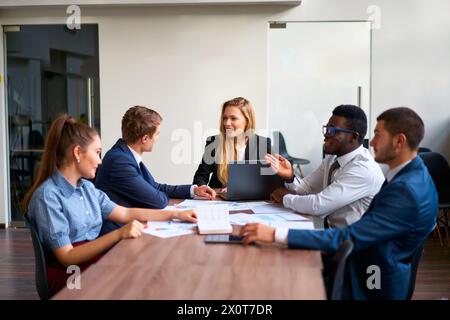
xmin=128 ymin=145 xmax=142 ymax=164
xmin=275 ymin=145 xmax=385 ymax=244
xmin=283 ymin=145 xmax=385 ymax=227
xmin=237 ymin=145 xmax=246 ymax=161
xmin=385 ymin=160 xmax=412 ymax=183
xmin=127 ymin=146 xmax=196 ymax=198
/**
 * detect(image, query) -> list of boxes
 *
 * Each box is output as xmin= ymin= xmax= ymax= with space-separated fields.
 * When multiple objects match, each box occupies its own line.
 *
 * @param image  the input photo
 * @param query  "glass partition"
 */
xmin=4 ymin=24 xmax=100 ymax=226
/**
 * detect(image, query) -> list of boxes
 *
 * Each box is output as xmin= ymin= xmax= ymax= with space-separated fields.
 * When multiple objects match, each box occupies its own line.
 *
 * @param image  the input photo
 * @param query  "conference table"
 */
xmin=54 ymin=199 xmax=326 ymax=300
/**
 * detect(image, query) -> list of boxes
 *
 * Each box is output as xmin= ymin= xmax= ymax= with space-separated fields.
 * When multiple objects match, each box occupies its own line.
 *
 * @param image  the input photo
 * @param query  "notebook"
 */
xmin=196 ymin=204 xmax=232 ymax=235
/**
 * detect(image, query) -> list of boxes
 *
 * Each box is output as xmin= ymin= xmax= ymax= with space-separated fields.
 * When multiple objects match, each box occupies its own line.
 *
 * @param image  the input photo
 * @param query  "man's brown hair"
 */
xmin=377 ymin=107 xmax=424 ymax=150
xmin=121 ymin=106 xmax=162 ymax=144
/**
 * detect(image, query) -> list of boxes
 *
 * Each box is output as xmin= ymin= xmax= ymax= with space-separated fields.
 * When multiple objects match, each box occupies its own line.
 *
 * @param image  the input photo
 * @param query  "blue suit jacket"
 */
xmin=286 ymin=156 xmax=437 ymax=299
xmin=95 ymin=139 xmax=191 ymax=209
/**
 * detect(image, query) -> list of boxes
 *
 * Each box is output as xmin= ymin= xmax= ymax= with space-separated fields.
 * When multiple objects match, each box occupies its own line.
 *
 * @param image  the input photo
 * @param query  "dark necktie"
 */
xmin=324 ymin=159 xmax=340 ymax=229
xmin=139 ymin=161 xmax=151 ymax=183
xmin=327 ymin=159 xmax=340 ymax=186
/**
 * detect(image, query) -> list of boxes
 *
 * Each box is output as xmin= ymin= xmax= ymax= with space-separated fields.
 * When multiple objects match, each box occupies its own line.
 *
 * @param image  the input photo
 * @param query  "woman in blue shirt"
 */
xmin=23 ymin=114 xmax=197 ymax=294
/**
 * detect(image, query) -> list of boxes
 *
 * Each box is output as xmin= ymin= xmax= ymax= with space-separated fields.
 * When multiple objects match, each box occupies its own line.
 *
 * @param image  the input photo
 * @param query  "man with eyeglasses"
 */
xmin=242 ymin=107 xmax=437 ymax=299
xmin=266 ymin=104 xmax=385 ymax=228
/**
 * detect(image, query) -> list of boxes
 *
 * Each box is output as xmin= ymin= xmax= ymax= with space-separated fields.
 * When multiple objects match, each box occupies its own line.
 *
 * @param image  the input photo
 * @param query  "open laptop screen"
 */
xmin=223 ymin=160 xmax=284 ymax=201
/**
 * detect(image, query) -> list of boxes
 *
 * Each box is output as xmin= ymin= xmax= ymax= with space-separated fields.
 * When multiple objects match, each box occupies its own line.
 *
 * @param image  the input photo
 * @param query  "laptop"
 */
xmin=218 ymin=160 xmax=284 ymax=201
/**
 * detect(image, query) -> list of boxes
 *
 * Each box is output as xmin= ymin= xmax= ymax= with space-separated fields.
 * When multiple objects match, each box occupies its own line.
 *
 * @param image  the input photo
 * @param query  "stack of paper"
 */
xmin=175 ymin=199 xmax=228 ymax=209
xmin=251 ymin=203 xmax=297 ymax=214
xmin=196 ymin=204 xmax=232 ymax=234
xmin=229 ymin=213 xmax=314 ymax=230
xmin=142 ymin=221 xmax=197 ymax=238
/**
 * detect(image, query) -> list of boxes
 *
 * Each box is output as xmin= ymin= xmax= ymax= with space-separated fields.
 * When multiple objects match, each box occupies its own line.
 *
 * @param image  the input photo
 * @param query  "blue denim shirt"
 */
xmin=27 ymin=170 xmax=117 ymax=251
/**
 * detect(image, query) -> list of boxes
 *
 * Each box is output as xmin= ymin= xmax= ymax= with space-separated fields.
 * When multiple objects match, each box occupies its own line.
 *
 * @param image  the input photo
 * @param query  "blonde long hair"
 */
xmin=217 ymin=97 xmax=256 ymax=185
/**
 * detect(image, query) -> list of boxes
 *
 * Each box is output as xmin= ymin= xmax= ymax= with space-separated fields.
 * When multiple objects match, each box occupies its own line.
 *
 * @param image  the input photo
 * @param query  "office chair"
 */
xmin=362 ymin=138 xmax=369 ymax=149
xmin=419 ymin=152 xmax=450 ymax=246
xmin=418 ymin=147 xmax=432 ymax=153
xmin=272 ymin=131 xmax=310 ymax=178
xmin=406 ymin=241 xmax=425 ymax=300
xmin=24 ymin=213 xmax=53 ymax=300
xmin=327 ymin=240 xmax=354 ymax=300
xmin=28 ymin=130 xmax=44 ymax=149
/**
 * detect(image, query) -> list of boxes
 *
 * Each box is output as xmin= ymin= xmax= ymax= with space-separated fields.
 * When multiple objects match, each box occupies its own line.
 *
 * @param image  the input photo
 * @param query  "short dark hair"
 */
xmin=332 ymin=105 xmax=367 ymax=144
xmin=376 ymin=107 xmax=424 ymax=150
xmin=121 ymin=106 xmax=162 ymax=144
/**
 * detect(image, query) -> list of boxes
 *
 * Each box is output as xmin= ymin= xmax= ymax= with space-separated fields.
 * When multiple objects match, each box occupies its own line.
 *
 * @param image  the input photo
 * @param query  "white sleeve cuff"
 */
xmin=285 ymin=181 xmax=294 ymax=191
xmin=274 ymin=227 xmax=289 ymax=244
xmin=282 ymin=193 xmax=296 ymax=209
xmin=190 ymin=185 xmax=197 ymax=198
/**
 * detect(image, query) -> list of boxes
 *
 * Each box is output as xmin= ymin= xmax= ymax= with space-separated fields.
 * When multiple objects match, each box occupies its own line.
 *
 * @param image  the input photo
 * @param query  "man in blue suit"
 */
xmin=240 ymin=107 xmax=438 ymax=299
xmin=96 ymin=106 xmax=216 ymax=234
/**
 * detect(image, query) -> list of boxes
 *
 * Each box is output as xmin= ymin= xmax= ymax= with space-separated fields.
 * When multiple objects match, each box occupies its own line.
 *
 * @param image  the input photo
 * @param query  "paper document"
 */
xmin=162 ymin=205 xmax=184 ymax=211
xmin=196 ymin=204 xmax=232 ymax=234
xmin=176 ymin=200 xmax=270 ymax=212
xmin=270 ymin=212 xmax=309 ymax=221
xmin=229 ymin=213 xmax=314 ymax=230
xmin=177 ymin=199 xmax=229 ymax=209
xmin=228 ymin=201 xmax=269 ymax=211
xmin=242 ymin=201 xmax=271 ymax=208
xmin=229 ymin=213 xmax=262 ymax=225
xmin=251 ymin=203 xmax=298 ymax=214
xmin=142 ymin=221 xmax=197 ymax=238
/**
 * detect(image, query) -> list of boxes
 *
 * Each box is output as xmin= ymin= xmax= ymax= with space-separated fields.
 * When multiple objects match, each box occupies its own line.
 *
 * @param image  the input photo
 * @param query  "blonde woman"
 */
xmin=193 ymin=97 xmax=271 ymax=189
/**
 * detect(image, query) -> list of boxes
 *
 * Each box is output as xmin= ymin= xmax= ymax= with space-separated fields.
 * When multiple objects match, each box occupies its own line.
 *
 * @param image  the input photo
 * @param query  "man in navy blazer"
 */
xmin=96 ymin=106 xmax=216 ymax=234
xmin=240 ymin=107 xmax=438 ymax=300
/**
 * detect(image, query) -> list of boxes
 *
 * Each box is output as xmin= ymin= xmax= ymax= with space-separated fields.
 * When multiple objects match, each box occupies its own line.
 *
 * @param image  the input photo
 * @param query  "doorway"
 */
xmin=4 ymin=24 xmax=100 ymax=226
xmin=268 ymin=21 xmax=372 ymax=176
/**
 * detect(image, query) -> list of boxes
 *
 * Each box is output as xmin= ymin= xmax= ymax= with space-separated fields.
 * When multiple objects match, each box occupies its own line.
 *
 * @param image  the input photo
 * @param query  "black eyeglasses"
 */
xmin=322 ymin=125 xmax=359 ymax=137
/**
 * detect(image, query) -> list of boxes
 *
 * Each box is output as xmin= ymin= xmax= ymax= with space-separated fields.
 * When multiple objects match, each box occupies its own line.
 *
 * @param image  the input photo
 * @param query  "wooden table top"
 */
xmin=54 ymin=199 xmax=325 ymax=300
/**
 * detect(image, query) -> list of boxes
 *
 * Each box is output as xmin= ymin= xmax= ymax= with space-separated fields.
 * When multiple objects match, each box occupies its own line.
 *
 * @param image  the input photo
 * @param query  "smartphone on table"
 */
xmin=204 ymin=234 xmax=244 ymax=244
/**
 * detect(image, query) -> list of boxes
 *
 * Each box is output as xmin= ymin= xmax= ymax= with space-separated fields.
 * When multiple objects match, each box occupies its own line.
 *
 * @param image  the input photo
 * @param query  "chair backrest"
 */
xmin=419 ymin=152 xmax=450 ymax=203
xmin=406 ymin=241 xmax=425 ymax=300
xmin=24 ymin=214 xmax=52 ymax=300
xmin=28 ymin=130 xmax=44 ymax=149
xmin=418 ymin=147 xmax=432 ymax=153
xmin=272 ymin=131 xmax=290 ymax=158
xmin=329 ymin=240 xmax=354 ymax=300
xmin=362 ymin=138 xmax=369 ymax=149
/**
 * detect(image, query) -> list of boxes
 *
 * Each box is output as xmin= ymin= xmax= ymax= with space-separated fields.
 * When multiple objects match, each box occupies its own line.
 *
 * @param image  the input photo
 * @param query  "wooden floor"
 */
xmin=0 ymin=228 xmax=449 ymax=300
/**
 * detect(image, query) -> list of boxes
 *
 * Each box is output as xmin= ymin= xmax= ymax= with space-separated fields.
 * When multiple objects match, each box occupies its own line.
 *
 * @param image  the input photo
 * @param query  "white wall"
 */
xmin=1 ymin=0 xmax=449 ymax=225
xmin=96 ymin=6 xmax=274 ymax=184
xmin=0 ymin=29 xmax=9 ymax=226
xmin=268 ymin=21 xmax=371 ymax=174
xmin=0 ymin=0 xmax=300 ymax=6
